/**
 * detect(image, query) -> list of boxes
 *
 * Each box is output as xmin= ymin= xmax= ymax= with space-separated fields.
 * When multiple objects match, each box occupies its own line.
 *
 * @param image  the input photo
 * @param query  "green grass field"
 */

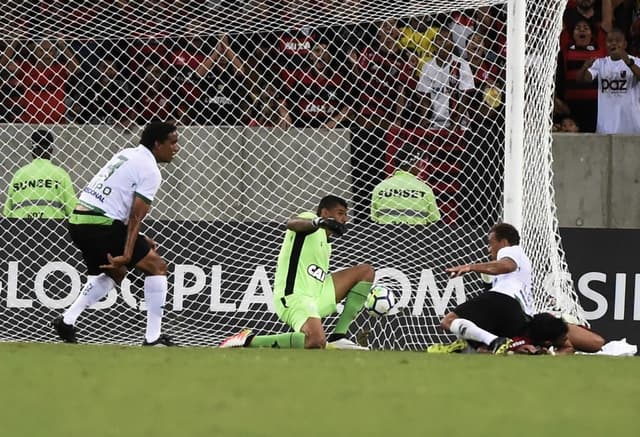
xmin=0 ymin=343 xmax=637 ymax=437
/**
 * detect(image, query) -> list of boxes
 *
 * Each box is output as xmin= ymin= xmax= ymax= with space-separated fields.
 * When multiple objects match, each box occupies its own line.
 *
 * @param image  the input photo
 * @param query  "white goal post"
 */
xmin=0 ymin=0 xmax=585 ymax=348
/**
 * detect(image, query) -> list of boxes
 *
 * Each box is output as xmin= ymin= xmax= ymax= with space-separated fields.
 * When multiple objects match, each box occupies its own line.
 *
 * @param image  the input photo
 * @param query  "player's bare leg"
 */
xmin=326 ymin=264 xmax=374 ymax=349
xmin=300 ymin=317 xmax=327 ymax=349
xmin=331 ymin=264 xmax=375 ymax=302
xmin=566 ymin=323 xmax=605 ymax=353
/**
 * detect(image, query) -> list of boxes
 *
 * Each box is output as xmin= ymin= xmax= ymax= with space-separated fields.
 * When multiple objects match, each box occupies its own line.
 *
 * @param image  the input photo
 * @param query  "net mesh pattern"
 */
xmin=0 ymin=0 xmax=583 ymax=349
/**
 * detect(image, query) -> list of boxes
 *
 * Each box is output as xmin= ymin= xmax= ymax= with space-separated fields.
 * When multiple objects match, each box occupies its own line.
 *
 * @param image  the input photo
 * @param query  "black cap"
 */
xmin=395 ymin=144 xmax=421 ymax=170
xmin=31 ymin=129 xmax=54 ymax=149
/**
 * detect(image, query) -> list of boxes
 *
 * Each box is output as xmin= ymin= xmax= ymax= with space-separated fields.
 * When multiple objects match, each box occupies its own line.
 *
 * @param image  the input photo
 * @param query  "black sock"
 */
xmin=327 ymin=333 xmax=346 ymax=342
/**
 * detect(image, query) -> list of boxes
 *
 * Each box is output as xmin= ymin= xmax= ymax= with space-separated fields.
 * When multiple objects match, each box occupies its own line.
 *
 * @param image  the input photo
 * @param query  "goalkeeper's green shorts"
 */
xmin=275 ymin=275 xmax=337 ymax=332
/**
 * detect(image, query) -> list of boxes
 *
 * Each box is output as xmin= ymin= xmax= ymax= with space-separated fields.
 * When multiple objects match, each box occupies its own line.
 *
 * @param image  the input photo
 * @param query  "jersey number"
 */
xmin=88 ymin=156 xmax=129 ymax=197
xmin=104 ymin=156 xmax=129 ymax=181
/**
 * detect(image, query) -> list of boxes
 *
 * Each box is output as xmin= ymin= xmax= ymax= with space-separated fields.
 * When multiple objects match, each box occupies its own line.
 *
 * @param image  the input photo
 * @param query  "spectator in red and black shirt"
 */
xmin=0 ymin=41 xmax=23 ymax=122
xmin=243 ymin=6 xmax=337 ymax=127
xmin=131 ymin=56 xmax=177 ymax=124
xmin=248 ymin=24 xmax=322 ymax=98
xmin=16 ymin=39 xmax=79 ymax=123
xmin=347 ymin=19 xmax=409 ymax=131
xmin=556 ymin=19 xmax=608 ymax=132
xmin=344 ymin=19 xmax=411 ymax=220
xmin=283 ymin=41 xmax=355 ymax=129
xmin=66 ymin=53 xmax=133 ymax=127
xmin=564 ymin=0 xmax=608 ymax=33
xmin=168 ymin=32 xmax=251 ymax=126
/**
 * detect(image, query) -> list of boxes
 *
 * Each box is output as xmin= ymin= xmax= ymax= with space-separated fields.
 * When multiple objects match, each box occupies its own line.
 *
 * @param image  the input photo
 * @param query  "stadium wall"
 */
xmin=0 ymin=125 xmax=353 ymax=222
xmin=552 ymin=133 xmax=640 ymax=228
xmin=2 ymin=125 xmax=637 ymax=227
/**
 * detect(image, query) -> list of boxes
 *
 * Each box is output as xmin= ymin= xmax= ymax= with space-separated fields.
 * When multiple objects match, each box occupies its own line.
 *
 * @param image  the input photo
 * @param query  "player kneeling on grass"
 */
xmin=219 ymin=195 xmax=374 ymax=350
xmin=429 ymin=310 xmax=571 ymax=355
xmin=428 ymin=223 xmax=535 ymax=354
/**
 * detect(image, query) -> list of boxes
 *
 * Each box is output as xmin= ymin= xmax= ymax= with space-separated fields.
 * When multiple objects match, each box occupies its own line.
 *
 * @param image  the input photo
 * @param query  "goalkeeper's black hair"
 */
xmin=527 ymin=313 xmax=569 ymax=346
xmin=317 ymin=195 xmax=348 ymax=215
xmin=140 ymin=121 xmax=177 ymax=150
xmin=490 ymin=222 xmax=520 ymax=245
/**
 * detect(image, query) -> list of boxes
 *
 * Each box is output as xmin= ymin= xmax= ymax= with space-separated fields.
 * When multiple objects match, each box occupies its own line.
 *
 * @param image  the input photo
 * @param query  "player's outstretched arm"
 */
xmin=446 ymin=257 xmax=517 ymax=278
xmin=445 ymin=264 xmax=473 ymax=277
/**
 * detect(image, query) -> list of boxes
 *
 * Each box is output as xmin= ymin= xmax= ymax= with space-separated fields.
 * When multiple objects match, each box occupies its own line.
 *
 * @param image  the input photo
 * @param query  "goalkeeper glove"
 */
xmin=312 ymin=217 xmax=347 ymax=236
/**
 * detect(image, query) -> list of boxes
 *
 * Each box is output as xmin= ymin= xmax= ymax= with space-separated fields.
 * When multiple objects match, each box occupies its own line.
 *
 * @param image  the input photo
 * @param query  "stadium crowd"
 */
xmin=0 ymin=2 xmax=503 ymax=131
xmin=555 ymin=0 xmax=640 ymax=133
xmin=1 ymin=1 xmax=638 ymax=132
xmin=2 ymin=0 xmax=637 ymax=223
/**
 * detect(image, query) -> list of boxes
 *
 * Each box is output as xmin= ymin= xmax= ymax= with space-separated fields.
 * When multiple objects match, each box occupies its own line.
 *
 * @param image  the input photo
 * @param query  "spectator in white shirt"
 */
xmin=417 ymin=28 xmax=475 ymax=129
xmin=577 ymin=28 xmax=640 ymax=134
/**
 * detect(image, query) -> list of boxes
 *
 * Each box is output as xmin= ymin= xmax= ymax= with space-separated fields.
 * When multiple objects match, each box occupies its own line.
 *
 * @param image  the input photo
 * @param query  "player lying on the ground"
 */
xmin=429 ymin=312 xmax=606 ymax=355
xmin=430 ymin=221 xmax=605 ymax=355
xmin=427 ymin=294 xmax=571 ymax=355
xmin=546 ymin=314 xmax=605 ymax=354
xmin=218 ymin=195 xmax=374 ymax=350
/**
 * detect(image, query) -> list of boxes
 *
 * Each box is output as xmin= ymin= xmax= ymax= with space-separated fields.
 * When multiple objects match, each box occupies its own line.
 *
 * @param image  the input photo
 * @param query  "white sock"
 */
xmin=450 ymin=318 xmax=497 ymax=346
xmin=63 ymin=274 xmax=115 ymax=325
xmin=144 ymin=275 xmax=167 ymax=343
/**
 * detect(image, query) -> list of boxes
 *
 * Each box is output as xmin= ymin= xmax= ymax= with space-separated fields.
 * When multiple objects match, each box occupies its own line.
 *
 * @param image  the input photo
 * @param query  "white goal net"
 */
xmin=0 ymin=0 xmax=583 ymax=349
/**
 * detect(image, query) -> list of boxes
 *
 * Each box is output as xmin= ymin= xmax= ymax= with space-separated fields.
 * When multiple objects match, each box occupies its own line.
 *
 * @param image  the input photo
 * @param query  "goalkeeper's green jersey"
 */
xmin=273 ymin=212 xmax=331 ymax=298
xmin=371 ymin=170 xmax=441 ymax=225
xmin=3 ymin=159 xmax=76 ymax=219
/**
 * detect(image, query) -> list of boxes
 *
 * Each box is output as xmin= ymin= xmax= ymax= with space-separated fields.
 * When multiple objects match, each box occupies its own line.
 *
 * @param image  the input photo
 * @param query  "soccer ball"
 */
xmin=365 ymin=285 xmax=396 ymax=317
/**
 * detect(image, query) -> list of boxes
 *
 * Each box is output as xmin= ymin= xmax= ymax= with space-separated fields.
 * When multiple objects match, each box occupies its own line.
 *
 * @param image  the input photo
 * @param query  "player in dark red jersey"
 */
xmin=430 ymin=312 xmax=605 ymax=355
xmin=507 ymin=314 xmax=605 ymax=355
